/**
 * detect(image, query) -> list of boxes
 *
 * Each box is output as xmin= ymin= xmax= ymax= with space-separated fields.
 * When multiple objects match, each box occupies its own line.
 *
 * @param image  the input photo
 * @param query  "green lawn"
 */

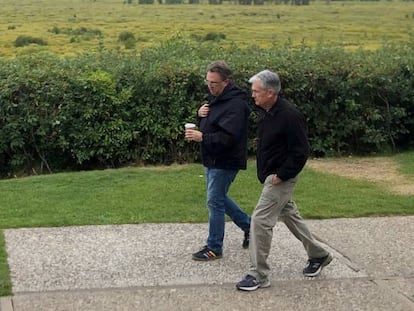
xmin=395 ymin=152 xmax=414 ymax=175
xmin=1 ymin=156 xmax=413 ymax=230
xmin=1 ymin=152 xmax=413 ymax=296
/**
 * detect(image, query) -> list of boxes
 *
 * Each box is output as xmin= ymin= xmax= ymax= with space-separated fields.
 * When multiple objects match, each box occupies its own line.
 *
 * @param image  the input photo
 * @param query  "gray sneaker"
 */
xmin=303 ymin=253 xmax=333 ymax=277
xmin=236 ymin=274 xmax=270 ymax=291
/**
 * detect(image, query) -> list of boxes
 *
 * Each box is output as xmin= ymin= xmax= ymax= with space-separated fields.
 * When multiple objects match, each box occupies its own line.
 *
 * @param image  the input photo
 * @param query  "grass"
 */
xmin=1 ymin=152 xmax=414 ymax=296
xmin=1 ymin=1 xmax=414 ymax=57
xmin=0 ymin=232 xmax=11 ymax=297
xmin=298 ymin=168 xmax=413 ymax=218
xmin=0 ymin=164 xmax=208 ymax=228
xmin=394 ymin=151 xmax=414 ymax=175
xmin=2 ymin=156 xmax=413 ymax=229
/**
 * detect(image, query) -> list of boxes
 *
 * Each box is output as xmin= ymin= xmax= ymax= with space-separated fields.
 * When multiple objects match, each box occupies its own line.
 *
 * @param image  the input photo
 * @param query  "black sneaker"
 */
xmin=303 ymin=253 xmax=333 ymax=277
xmin=192 ymin=246 xmax=222 ymax=261
xmin=236 ymin=274 xmax=270 ymax=291
xmin=242 ymin=231 xmax=250 ymax=249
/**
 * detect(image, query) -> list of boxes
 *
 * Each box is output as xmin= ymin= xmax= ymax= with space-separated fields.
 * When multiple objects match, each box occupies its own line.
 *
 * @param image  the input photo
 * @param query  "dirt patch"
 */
xmin=306 ymin=157 xmax=414 ymax=195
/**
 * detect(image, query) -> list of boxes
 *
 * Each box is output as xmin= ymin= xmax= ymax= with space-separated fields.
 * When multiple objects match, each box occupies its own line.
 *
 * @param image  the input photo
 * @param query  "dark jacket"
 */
xmin=256 ymin=96 xmax=310 ymax=183
xmin=197 ymin=83 xmax=250 ymax=170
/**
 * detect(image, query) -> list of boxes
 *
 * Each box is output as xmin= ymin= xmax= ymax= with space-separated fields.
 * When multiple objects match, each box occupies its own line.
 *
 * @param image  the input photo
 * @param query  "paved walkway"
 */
xmin=1 ymin=216 xmax=413 ymax=310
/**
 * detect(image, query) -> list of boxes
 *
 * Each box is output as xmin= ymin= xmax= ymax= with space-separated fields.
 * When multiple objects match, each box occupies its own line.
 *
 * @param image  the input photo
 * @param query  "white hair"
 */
xmin=249 ymin=69 xmax=281 ymax=94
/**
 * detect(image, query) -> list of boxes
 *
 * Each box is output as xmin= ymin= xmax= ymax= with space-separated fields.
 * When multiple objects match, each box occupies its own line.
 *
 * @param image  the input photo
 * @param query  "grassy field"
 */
xmin=1 ymin=0 xmax=414 ymax=57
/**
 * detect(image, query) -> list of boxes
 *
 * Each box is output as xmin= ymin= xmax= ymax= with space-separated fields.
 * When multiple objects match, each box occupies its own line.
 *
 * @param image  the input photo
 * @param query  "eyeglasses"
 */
xmin=204 ymin=79 xmax=224 ymax=85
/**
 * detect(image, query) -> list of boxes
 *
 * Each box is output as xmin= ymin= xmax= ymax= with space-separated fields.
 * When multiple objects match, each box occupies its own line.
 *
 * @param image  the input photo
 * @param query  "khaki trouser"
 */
xmin=248 ymin=174 xmax=329 ymax=281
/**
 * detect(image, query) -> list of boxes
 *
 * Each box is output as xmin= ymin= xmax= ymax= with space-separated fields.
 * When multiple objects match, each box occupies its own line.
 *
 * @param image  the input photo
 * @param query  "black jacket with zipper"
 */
xmin=197 ymin=83 xmax=250 ymax=170
xmin=256 ymin=96 xmax=310 ymax=183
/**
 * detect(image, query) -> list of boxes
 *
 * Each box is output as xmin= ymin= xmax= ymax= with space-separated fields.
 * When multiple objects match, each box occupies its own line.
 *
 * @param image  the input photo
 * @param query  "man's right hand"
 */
xmin=198 ymin=103 xmax=210 ymax=117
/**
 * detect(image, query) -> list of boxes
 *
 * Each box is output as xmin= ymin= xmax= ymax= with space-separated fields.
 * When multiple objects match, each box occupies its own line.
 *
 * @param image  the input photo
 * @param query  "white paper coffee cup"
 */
xmin=185 ymin=123 xmax=196 ymax=129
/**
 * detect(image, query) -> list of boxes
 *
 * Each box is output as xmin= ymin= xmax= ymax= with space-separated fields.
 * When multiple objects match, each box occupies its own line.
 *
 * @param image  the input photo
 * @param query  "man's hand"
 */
xmin=271 ymin=174 xmax=282 ymax=185
xmin=185 ymin=129 xmax=203 ymax=142
xmin=198 ymin=103 xmax=210 ymax=118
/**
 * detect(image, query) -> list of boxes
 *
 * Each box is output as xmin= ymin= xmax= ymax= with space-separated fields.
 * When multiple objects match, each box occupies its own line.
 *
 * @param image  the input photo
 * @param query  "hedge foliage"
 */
xmin=1 ymin=36 xmax=413 ymax=177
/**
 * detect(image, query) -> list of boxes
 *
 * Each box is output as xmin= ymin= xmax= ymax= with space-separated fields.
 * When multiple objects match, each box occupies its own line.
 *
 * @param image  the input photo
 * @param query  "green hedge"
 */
xmin=0 ymin=37 xmax=413 ymax=177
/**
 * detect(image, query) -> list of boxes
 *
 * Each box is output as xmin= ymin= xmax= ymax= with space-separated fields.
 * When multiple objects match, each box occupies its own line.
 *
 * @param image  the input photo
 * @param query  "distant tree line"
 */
xmin=130 ymin=0 xmax=310 ymax=5
xmin=128 ymin=0 xmax=414 ymax=3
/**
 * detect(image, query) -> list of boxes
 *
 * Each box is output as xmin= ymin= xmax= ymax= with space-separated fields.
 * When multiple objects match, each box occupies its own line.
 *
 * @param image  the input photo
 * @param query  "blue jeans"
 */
xmin=206 ymin=168 xmax=251 ymax=254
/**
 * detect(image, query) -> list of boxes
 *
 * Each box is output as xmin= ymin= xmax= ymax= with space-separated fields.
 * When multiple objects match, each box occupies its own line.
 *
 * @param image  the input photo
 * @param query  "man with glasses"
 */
xmin=185 ymin=61 xmax=251 ymax=261
xmin=236 ymin=69 xmax=332 ymax=291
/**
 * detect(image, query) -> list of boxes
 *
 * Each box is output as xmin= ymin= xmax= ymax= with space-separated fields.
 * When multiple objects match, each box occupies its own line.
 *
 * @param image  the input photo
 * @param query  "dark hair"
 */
xmin=206 ymin=61 xmax=232 ymax=80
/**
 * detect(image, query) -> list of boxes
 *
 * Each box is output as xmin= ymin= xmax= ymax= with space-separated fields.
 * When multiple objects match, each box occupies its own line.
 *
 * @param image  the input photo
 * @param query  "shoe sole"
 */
xmin=192 ymin=255 xmax=222 ymax=261
xmin=303 ymin=253 xmax=333 ymax=277
xmin=237 ymin=280 xmax=271 ymax=291
xmin=237 ymin=285 xmax=260 ymax=291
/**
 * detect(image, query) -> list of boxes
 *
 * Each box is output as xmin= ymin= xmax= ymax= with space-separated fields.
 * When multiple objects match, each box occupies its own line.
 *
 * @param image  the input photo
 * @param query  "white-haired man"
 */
xmin=236 ymin=69 xmax=332 ymax=291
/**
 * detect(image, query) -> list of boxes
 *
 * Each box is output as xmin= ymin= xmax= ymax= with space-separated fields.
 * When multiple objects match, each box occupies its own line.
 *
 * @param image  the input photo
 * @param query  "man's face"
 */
xmin=251 ymin=80 xmax=272 ymax=108
xmin=205 ymin=72 xmax=228 ymax=97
